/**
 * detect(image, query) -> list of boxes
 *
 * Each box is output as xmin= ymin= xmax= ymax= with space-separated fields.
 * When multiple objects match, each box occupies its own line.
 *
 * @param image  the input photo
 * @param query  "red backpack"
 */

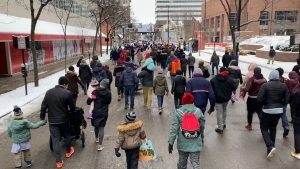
xmin=179 ymin=110 xmax=200 ymax=139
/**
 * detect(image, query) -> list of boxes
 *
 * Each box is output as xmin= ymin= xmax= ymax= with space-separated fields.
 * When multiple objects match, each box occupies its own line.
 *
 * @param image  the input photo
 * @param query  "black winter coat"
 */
xmin=257 ymin=80 xmax=289 ymax=109
xmin=290 ymin=86 xmax=300 ymax=118
xmin=41 ymin=85 xmax=75 ymax=124
xmin=171 ymin=75 xmax=186 ymax=94
xmin=210 ymin=73 xmax=236 ymax=103
xmin=87 ymin=88 xmax=112 ymax=127
xmin=65 ymin=71 xmax=84 ymax=95
xmin=180 ymin=57 xmax=188 ymax=72
xmin=105 ymin=70 xmax=113 ymax=86
xmin=222 ymin=54 xmax=231 ymax=67
xmin=79 ymin=64 xmax=92 ymax=83
xmin=113 ymin=66 xmax=125 ymax=87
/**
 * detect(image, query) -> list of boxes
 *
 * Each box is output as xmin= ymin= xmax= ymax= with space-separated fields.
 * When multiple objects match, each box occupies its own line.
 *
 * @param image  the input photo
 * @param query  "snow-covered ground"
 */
xmin=0 ymin=54 xmax=110 ymax=133
xmin=240 ymin=36 xmax=290 ymax=51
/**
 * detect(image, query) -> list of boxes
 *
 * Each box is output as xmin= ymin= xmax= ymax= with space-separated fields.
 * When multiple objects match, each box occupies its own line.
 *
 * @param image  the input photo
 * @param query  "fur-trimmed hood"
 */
xmin=117 ymin=120 xmax=143 ymax=134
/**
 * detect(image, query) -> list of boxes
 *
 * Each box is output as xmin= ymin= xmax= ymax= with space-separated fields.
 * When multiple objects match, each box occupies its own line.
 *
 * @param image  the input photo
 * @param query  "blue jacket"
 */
xmin=186 ymin=76 xmax=215 ymax=110
xmin=93 ymin=63 xmax=107 ymax=83
xmin=120 ymin=67 xmax=139 ymax=86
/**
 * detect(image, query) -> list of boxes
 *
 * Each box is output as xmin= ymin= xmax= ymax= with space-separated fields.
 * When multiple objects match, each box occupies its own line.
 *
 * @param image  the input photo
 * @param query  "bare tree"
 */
xmin=53 ymin=0 xmax=74 ymax=72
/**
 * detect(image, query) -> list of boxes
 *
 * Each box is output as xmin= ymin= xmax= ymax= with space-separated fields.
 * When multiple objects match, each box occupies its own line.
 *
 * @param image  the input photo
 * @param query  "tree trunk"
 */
xmin=99 ymin=24 xmax=103 ymax=57
xmin=106 ymin=22 xmax=109 ymax=55
xmin=230 ymin=27 xmax=236 ymax=54
xmin=64 ymin=32 xmax=67 ymax=72
xmin=93 ymin=25 xmax=99 ymax=56
xmin=30 ymin=21 xmax=39 ymax=87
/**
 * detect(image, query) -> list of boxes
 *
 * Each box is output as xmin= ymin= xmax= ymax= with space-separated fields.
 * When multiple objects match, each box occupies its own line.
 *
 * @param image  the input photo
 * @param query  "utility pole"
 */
xmin=168 ymin=4 xmax=170 ymax=46
xmin=236 ymin=0 xmax=242 ymax=62
xmin=269 ymin=0 xmax=274 ymax=35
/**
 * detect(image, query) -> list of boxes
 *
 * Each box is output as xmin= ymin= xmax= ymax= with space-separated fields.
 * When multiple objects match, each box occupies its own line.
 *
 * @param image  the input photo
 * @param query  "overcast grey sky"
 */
xmin=131 ymin=0 xmax=155 ymax=24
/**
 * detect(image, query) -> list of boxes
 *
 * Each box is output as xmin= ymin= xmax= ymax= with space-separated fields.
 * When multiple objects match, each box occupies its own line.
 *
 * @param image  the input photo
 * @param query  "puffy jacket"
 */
xmin=143 ymin=58 xmax=155 ymax=71
xmin=111 ymin=50 xmax=119 ymax=61
xmin=138 ymin=69 xmax=154 ymax=87
xmin=180 ymin=57 xmax=188 ymax=72
xmin=153 ymin=74 xmax=169 ymax=96
xmin=187 ymin=55 xmax=196 ymax=66
xmin=120 ymin=67 xmax=139 ymax=86
xmin=65 ymin=71 xmax=84 ymax=95
xmin=210 ymin=71 xmax=236 ymax=103
xmin=105 ymin=70 xmax=113 ymax=86
xmin=257 ymin=80 xmax=289 ymax=110
xmin=170 ymin=59 xmax=181 ymax=76
xmin=93 ymin=63 xmax=107 ymax=83
xmin=269 ymin=49 xmax=276 ymax=58
xmin=222 ymin=54 xmax=231 ymax=67
xmin=79 ymin=63 xmax=92 ymax=83
xmin=240 ymin=76 xmax=267 ymax=98
xmin=186 ymin=76 xmax=215 ymax=108
xmin=168 ymin=104 xmax=205 ymax=152
xmin=113 ymin=66 xmax=125 ymax=87
xmin=210 ymin=53 xmax=220 ymax=65
xmin=115 ymin=120 xmax=146 ymax=150
xmin=285 ymin=71 xmax=299 ymax=94
xmin=171 ymin=75 xmax=186 ymax=94
xmin=41 ymin=85 xmax=75 ymax=124
xmin=8 ymin=119 xmax=45 ymax=144
xmin=87 ymin=87 xmax=112 ymax=118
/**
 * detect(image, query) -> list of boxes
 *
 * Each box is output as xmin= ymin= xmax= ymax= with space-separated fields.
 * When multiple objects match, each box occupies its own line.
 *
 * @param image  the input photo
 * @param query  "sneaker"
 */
xmin=15 ymin=166 xmax=22 ymax=169
xmin=26 ymin=161 xmax=32 ymax=167
xmin=65 ymin=146 xmax=75 ymax=158
xmin=245 ymin=124 xmax=252 ymax=130
xmin=97 ymin=145 xmax=104 ymax=151
xmin=124 ymin=106 xmax=128 ymax=110
xmin=215 ymin=128 xmax=223 ymax=134
xmin=283 ymin=129 xmax=289 ymax=138
xmin=291 ymin=152 xmax=300 ymax=159
xmin=118 ymin=95 xmax=121 ymax=101
xmin=56 ymin=161 xmax=64 ymax=169
xmin=267 ymin=147 xmax=276 ymax=159
xmin=95 ymin=138 xmax=99 ymax=143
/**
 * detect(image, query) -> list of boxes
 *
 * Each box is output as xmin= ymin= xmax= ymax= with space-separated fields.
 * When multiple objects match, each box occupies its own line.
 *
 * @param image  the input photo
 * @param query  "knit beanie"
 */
xmin=58 ymin=76 xmax=69 ymax=85
xmin=269 ymin=70 xmax=280 ymax=80
xmin=124 ymin=112 xmax=136 ymax=123
xmin=193 ymin=68 xmax=203 ymax=77
xmin=145 ymin=53 xmax=151 ymax=59
xmin=13 ymin=105 xmax=23 ymax=118
xmin=181 ymin=93 xmax=194 ymax=105
xmin=100 ymin=78 xmax=110 ymax=88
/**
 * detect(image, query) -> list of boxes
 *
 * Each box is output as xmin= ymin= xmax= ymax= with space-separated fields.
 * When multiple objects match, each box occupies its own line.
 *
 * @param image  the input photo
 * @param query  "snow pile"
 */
xmin=241 ymin=36 xmax=290 ymax=51
xmin=0 ymin=54 xmax=110 ymax=118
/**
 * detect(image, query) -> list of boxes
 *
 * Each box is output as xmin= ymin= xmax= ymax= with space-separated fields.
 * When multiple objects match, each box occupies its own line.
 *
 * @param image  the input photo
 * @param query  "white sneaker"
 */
xmin=95 ymin=138 xmax=99 ymax=143
xmin=97 ymin=145 xmax=104 ymax=151
xmin=291 ymin=152 xmax=300 ymax=159
xmin=267 ymin=148 xmax=276 ymax=159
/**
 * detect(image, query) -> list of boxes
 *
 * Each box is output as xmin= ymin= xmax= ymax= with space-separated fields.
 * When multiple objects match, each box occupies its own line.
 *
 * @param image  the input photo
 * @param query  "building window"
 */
xmin=211 ymin=17 xmax=214 ymax=29
xmin=260 ymin=11 xmax=269 ymax=25
xmin=216 ymin=16 xmax=220 ymax=28
xmin=275 ymin=11 xmax=298 ymax=23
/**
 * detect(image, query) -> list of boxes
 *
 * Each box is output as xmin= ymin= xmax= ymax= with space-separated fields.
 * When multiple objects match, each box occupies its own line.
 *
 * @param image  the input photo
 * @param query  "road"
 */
xmin=0 ymin=67 xmax=300 ymax=169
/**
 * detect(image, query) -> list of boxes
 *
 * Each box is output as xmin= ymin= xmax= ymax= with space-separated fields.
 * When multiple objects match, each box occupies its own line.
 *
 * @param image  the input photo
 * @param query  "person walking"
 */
xmin=8 ymin=106 xmax=46 ymax=169
xmin=110 ymin=48 xmax=119 ymax=65
xmin=228 ymin=60 xmax=243 ymax=103
xmin=169 ymin=57 xmax=181 ymax=83
xmin=290 ymin=80 xmax=300 ymax=159
xmin=179 ymin=50 xmax=188 ymax=77
xmin=168 ymin=93 xmax=205 ymax=169
xmin=120 ymin=62 xmax=139 ymax=110
xmin=115 ymin=112 xmax=147 ymax=169
xmin=267 ymin=46 xmax=276 ymax=64
xmin=65 ymin=66 xmax=84 ymax=105
xmin=87 ymin=79 xmax=112 ymax=151
xmin=76 ymin=55 xmax=84 ymax=67
xmin=90 ymin=55 xmax=99 ymax=70
xmin=93 ymin=62 xmax=107 ymax=84
xmin=153 ymin=68 xmax=169 ymax=114
xmin=113 ymin=60 xmax=125 ymax=101
xmin=210 ymin=51 xmax=220 ymax=75
xmin=171 ymin=70 xmax=186 ymax=109
xmin=240 ymin=67 xmax=267 ymax=130
xmin=186 ymin=68 xmax=215 ymax=113
xmin=210 ymin=67 xmax=236 ymax=134
xmin=40 ymin=76 xmax=76 ymax=168
xmin=79 ymin=60 xmax=92 ymax=95
xmin=138 ymin=66 xmax=154 ymax=110
xmin=104 ymin=64 xmax=113 ymax=90
xmin=222 ymin=51 xmax=231 ymax=68
xmin=257 ymin=70 xmax=289 ymax=159
xmin=198 ymin=60 xmax=210 ymax=79
xmin=136 ymin=48 xmax=144 ymax=67
xmin=285 ymin=71 xmax=300 ymax=124
xmin=187 ymin=53 xmax=196 ymax=78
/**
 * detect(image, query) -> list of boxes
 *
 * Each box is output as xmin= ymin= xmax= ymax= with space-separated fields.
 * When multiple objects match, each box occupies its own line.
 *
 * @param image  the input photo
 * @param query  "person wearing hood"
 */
xmin=104 ymin=64 xmax=113 ymax=90
xmin=210 ymin=67 xmax=236 ymax=134
xmin=240 ymin=67 xmax=267 ymax=130
xmin=120 ymin=62 xmax=139 ymax=110
xmin=65 ymin=66 xmax=84 ymax=104
xmin=153 ymin=68 xmax=169 ymax=114
xmin=166 ymin=51 xmax=177 ymax=68
xmin=187 ymin=52 xmax=196 ymax=78
xmin=257 ymin=70 xmax=289 ymax=159
xmin=8 ymin=106 xmax=46 ymax=169
xmin=179 ymin=50 xmax=188 ymax=77
xmin=171 ymin=70 xmax=186 ymax=109
xmin=79 ymin=60 xmax=92 ymax=95
xmin=228 ymin=60 xmax=243 ymax=103
xmin=198 ymin=60 xmax=210 ymax=79
xmin=110 ymin=48 xmax=119 ymax=65
xmin=90 ymin=55 xmax=99 ymax=70
xmin=168 ymin=93 xmax=205 ymax=169
xmin=138 ymin=62 xmax=154 ymax=110
xmin=285 ymin=71 xmax=300 ymax=123
xmin=93 ymin=62 xmax=107 ymax=84
xmin=113 ymin=60 xmax=126 ymax=101
xmin=222 ymin=51 xmax=231 ymax=68
xmin=210 ymin=51 xmax=220 ymax=75
xmin=114 ymin=112 xmax=147 ymax=169
xmin=87 ymin=79 xmax=112 ymax=151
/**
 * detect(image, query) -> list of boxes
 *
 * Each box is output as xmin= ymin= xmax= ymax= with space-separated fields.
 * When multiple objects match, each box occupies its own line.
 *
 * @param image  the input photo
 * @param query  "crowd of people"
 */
xmin=7 ymin=42 xmax=300 ymax=169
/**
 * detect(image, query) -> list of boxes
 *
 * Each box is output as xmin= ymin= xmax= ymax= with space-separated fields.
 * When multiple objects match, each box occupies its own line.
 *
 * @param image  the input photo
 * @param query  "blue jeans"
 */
xmin=281 ymin=107 xmax=289 ymax=130
xmin=124 ymin=85 xmax=135 ymax=109
xmin=157 ymin=95 xmax=164 ymax=108
xmin=212 ymin=64 xmax=219 ymax=75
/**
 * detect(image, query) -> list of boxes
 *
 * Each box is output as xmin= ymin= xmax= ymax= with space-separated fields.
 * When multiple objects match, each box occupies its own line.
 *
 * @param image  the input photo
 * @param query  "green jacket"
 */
xmin=153 ymin=74 xmax=169 ymax=96
xmin=168 ymin=104 xmax=205 ymax=152
xmin=8 ymin=119 xmax=45 ymax=144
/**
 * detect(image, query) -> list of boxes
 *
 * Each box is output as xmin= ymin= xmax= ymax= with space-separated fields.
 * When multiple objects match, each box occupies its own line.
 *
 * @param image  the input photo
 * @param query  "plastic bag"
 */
xmin=139 ymin=139 xmax=157 ymax=162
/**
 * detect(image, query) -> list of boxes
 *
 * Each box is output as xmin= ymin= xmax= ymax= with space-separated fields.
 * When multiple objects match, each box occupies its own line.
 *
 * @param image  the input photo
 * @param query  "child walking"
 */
xmin=153 ymin=68 xmax=169 ymax=115
xmin=115 ymin=112 xmax=147 ymax=169
xmin=87 ymin=79 xmax=100 ymax=119
xmin=8 ymin=106 xmax=46 ymax=169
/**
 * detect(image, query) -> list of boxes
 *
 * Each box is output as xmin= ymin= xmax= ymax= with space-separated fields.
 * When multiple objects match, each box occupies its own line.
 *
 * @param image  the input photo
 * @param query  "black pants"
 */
xmin=117 ymin=86 xmax=124 ymax=95
xmin=294 ymin=116 xmax=300 ymax=153
xmin=188 ymin=66 xmax=194 ymax=78
xmin=260 ymin=113 xmax=282 ymax=151
xmin=247 ymin=97 xmax=262 ymax=125
xmin=182 ymin=69 xmax=187 ymax=77
xmin=125 ymin=148 xmax=139 ymax=169
xmin=174 ymin=93 xmax=184 ymax=109
xmin=49 ymin=122 xmax=71 ymax=162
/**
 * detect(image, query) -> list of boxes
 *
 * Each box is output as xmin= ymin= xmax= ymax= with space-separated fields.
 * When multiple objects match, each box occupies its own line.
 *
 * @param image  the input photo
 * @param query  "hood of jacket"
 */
xmin=9 ymin=119 xmax=27 ymax=132
xmin=156 ymin=75 xmax=166 ymax=85
xmin=125 ymin=66 xmax=133 ymax=73
xmin=94 ymin=87 xmax=109 ymax=97
xmin=217 ymin=71 xmax=229 ymax=81
xmin=66 ymin=71 xmax=77 ymax=77
xmin=289 ymin=71 xmax=299 ymax=80
xmin=117 ymin=120 xmax=143 ymax=136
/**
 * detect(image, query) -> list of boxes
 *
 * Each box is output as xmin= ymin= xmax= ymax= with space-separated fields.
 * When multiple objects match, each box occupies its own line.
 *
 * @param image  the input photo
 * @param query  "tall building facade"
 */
xmin=155 ymin=0 xmax=204 ymax=41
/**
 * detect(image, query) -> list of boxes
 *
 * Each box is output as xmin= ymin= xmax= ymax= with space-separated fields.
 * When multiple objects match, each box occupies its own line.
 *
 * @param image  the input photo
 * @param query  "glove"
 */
xmin=115 ymin=148 xmax=121 ymax=157
xmin=168 ymin=144 xmax=173 ymax=154
xmin=208 ymin=107 xmax=215 ymax=115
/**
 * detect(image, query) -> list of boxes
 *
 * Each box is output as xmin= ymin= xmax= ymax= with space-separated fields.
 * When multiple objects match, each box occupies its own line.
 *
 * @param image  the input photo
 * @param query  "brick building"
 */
xmin=203 ymin=0 xmax=300 ymax=43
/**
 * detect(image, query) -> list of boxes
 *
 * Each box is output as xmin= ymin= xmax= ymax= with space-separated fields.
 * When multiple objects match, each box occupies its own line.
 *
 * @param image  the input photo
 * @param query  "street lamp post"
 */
xmin=236 ymin=0 xmax=242 ymax=62
xmin=168 ymin=5 xmax=170 ymax=46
